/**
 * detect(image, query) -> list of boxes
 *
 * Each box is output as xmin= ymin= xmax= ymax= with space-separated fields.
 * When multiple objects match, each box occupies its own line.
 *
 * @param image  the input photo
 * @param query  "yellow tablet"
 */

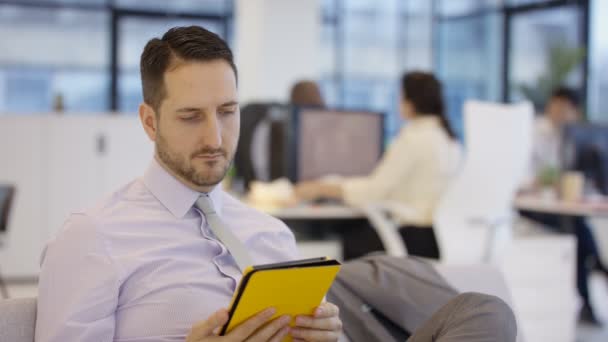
xmin=220 ymin=257 xmax=341 ymax=341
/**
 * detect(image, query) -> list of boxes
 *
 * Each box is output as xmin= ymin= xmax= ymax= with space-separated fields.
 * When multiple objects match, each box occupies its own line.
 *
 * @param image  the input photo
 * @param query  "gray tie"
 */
xmin=195 ymin=195 xmax=253 ymax=272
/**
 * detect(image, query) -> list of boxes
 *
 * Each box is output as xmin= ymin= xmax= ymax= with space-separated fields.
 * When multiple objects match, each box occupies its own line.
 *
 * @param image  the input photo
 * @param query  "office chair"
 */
xmin=433 ymin=101 xmax=533 ymax=263
xmin=234 ymin=103 xmax=291 ymax=190
xmin=433 ymin=101 xmax=577 ymax=341
xmin=0 ymin=185 xmax=16 ymax=299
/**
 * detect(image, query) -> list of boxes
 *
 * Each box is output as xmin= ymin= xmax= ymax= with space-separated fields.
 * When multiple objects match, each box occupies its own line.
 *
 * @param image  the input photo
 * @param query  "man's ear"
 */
xmin=139 ymin=102 xmax=158 ymax=142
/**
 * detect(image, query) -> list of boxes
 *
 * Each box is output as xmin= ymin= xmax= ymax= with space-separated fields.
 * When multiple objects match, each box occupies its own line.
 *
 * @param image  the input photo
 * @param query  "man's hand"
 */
xmin=290 ymin=302 xmax=342 ymax=342
xmin=186 ymin=307 xmax=291 ymax=342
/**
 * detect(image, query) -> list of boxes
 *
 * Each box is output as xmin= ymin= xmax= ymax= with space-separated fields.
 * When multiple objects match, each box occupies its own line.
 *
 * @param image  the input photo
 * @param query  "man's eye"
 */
xmin=181 ymin=115 xmax=198 ymax=121
xmin=220 ymin=110 xmax=235 ymax=116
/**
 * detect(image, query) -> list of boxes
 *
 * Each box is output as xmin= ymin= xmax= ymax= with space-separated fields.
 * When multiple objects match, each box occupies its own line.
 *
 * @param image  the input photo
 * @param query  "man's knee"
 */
xmin=455 ymin=292 xmax=517 ymax=340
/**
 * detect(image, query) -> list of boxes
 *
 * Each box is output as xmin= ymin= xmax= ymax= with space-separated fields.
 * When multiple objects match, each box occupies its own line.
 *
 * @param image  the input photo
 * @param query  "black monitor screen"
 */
xmin=562 ymin=123 xmax=608 ymax=195
xmin=0 ymin=185 xmax=15 ymax=233
xmin=289 ymin=108 xmax=384 ymax=181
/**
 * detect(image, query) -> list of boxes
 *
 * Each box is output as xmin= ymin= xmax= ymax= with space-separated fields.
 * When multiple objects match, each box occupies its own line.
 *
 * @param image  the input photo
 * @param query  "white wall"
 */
xmin=0 ymin=116 xmax=152 ymax=278
xmin=235 ymin=0 xmax=320 ymax=104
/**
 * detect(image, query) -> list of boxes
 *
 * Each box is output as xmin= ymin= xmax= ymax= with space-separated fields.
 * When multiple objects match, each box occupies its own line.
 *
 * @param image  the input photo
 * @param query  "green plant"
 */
xmin=517 ymin=43 xmax=586 ymax=111
xmin=537 ymin=165 xmax=560 ymax=188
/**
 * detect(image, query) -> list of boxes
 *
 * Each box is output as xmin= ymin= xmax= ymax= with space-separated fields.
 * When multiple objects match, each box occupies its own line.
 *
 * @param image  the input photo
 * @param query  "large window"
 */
xmin=507 ymin=5 xmax=584 ymax=109
xmin=325 ymin=0 xmax=596 ymax=139
xmin=322 ymin=0 xmax=434 ymax=139
xmin=400 ymin=1 xmax=433 ymax=72
xmin=0 ymin=5 xmax=109 ymax=112
xmin=435 ymin=0 xmax=588 ymax=137
xmin=436 ymin=11 xmax=503 ymax=138
xmin=0 ymin=0 xmax=233 ymax=114
xmin=588 ymin=0 xmax=608 ymax=121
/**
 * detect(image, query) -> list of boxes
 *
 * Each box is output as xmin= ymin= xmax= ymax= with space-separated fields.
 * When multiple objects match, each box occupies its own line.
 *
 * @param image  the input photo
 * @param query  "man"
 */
xmin=36 ymin=26 xmax=515 ymax=342
xmin=521 ymin=87 xmax=608 ymax=325
xmin=529 ymin=87 xmax=581 ymax=177
xmin=35 ymin=26 xmax=341 ymax=342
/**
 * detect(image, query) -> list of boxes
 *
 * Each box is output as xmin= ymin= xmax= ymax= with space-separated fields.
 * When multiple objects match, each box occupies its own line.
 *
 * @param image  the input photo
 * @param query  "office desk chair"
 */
xmin=0 ymin=184 xmax=16 ymax=299
xmin=432 ymin=101 xmax=576 ymax=341
xmin=433 ymin=101 xmax=533 ymax=263
xmin=234 ymin=103 xmax=291 ymax=190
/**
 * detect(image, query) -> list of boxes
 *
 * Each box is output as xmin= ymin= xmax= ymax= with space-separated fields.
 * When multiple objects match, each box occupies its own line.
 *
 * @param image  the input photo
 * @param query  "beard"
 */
xmin=156 ymin=130 xmax=232 ymax=188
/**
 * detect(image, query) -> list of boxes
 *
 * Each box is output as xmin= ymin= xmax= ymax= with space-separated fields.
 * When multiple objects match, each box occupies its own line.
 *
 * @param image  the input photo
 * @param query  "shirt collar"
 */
xmin=408 ymin=116 xmax=441 ymax=127
xmin=142 ymin=158 xmax=224 ymax=218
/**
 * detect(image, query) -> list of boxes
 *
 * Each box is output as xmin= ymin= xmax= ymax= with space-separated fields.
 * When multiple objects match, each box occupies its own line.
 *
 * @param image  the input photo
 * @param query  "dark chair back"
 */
xmin=234 ymin=103 xmax=291 ymax=189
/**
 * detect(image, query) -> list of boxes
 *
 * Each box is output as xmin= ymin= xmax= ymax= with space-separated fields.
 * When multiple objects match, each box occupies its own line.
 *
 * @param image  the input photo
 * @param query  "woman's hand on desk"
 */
xmin=291 ymin=302 xmax=342 ymax=342
xmin=186 ymin=307 xmax=291 ymax=342
xmin=295 ymin=182 xmax=343 ymax=202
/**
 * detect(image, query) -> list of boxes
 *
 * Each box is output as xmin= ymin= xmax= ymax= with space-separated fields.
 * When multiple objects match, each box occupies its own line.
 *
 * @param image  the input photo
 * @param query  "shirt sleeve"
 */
xmin=35 ymin=214 xmax=122 ymax=342
xmin=249 ymin=214 xmax=300 ymax=265
xmin=340 ymin=131 xmax=415 ymax=207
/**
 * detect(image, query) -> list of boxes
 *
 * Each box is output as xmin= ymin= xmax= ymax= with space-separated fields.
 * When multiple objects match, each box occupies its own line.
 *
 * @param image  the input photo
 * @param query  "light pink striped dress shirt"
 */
xmin=35 ymin=159 xmax=299 ymax=342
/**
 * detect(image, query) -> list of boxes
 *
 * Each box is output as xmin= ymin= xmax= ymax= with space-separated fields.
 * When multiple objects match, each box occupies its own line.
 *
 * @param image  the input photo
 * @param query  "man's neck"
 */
xmin=154 ymin=155 xmax=216 ymax=194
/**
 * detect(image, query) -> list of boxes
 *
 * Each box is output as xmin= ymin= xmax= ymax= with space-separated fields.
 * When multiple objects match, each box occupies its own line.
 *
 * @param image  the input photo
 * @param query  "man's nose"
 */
xmin=202 ymin=113 xmax=222 ymax=148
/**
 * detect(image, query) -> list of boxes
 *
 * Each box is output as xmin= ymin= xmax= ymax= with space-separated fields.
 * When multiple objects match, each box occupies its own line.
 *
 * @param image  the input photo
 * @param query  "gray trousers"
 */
xmin=328 ymin=255 xmax=517 ymax=342
xmin=407 ymin=293 xmax=517 ymax=342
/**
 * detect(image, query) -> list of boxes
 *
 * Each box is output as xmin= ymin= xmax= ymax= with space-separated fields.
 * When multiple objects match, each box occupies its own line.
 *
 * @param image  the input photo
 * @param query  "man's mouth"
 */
xmin=195 ymin=153 xmax=223 ymax=161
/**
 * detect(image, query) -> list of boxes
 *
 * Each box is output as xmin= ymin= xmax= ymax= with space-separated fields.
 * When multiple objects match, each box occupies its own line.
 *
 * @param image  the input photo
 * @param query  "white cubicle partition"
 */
xmin=0 ymin=115 xmax=153 ymax=278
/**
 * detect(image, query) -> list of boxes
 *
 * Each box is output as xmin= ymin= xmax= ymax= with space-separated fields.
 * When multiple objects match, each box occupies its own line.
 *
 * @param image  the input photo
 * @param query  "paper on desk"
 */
xmin=247 ymin=178 xmax=297 ymax=209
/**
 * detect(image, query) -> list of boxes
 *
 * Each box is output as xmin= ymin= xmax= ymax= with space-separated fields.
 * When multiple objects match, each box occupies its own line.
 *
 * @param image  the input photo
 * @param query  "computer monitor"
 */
xmin=0 ymin=185 xmax=15 ymax=244
xmin=562 ymin=123 xmax=608 ymax=195
xmin=288 ymin=108 xmax=384 ymax=182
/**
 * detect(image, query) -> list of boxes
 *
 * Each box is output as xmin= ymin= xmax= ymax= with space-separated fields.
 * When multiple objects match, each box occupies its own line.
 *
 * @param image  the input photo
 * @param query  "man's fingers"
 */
xmin=294 ymin=316 xmax=342 ymax=331
xmin=290 ymin=327 xmax=341 ymax=342
xmin=249 ymin=315 xmax=291 ymax=342
xmin=227 ymin=307 xmax=276 ymax=340
xmin=267 ymin=323 xmax=291 ymax=342
xmin=313 ymin=303 xmax=340 ymax=318
xmin=187 ymin=309 xmax=229 ymax=341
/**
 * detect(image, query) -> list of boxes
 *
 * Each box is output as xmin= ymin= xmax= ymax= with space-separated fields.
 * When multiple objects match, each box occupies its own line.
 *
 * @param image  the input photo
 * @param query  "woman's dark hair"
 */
xmin=401 ymin=71 xmax=455 ymax=139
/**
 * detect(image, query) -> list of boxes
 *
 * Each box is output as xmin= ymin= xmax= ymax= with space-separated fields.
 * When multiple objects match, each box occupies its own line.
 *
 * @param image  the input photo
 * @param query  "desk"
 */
xmin=248 ymin=202 xmax=370 ymax=259
xmin=264 ymin=204 xmax=365 ymax=220
xmin=514 ymin=195 xmax=608 ymax=217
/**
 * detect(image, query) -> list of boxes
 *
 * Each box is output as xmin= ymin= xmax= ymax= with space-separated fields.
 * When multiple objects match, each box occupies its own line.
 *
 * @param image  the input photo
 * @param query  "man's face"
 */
xmin=141 ymin=59 xmax=239 ymax=192
xmin=546 ymin=97 xmax=579 ymax=127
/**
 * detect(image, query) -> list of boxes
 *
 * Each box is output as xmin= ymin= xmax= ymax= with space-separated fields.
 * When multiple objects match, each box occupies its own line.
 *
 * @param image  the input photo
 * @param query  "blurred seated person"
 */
xmin=520 ymin=86 xmax=608 ymax=325
xmin=295 ymin=72 xmax=461 ymax=260
xmin=290 ymin=80 xmax=325 ymax=108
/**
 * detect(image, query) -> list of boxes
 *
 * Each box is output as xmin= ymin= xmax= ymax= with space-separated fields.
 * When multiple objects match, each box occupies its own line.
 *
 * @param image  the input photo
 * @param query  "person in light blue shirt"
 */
xmin=35 ymin=26 xmax=343 ymax=342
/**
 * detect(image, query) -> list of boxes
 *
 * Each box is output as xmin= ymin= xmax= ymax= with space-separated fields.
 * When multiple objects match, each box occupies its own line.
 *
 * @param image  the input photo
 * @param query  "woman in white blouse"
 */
xmin=295 ymin=72 xmax=461 ymax=259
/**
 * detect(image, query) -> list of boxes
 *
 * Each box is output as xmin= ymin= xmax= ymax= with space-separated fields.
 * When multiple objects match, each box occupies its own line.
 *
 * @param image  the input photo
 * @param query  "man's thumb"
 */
xmin=210 ymin=309 xmax=230 ymax=335
xmin=188 ymin=309 xmax=229 ymax=340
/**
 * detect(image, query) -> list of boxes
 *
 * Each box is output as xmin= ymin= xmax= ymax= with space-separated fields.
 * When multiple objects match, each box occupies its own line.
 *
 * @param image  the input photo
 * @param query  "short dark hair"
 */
xmin=140 ymin=26 xmax=237 ymax=111
xmin=290 ymin=80 xmax=325 ymax=107
xmin=401 ymin=71 xmax=455 ymax=139
xmin=551 ymin=86 xmax=580 ymax=107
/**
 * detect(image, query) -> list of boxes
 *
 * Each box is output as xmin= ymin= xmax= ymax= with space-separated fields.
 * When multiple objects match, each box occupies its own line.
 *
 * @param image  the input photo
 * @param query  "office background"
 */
xmin=1 ymin=0 xmax=607 ymax=138
xmin=1 ymin=1 xmax=608 ymax=341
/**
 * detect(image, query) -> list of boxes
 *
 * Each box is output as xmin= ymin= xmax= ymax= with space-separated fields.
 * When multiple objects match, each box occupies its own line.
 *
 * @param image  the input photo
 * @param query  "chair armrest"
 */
xmin=360 ymin=202 xmax=418 ymax=257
